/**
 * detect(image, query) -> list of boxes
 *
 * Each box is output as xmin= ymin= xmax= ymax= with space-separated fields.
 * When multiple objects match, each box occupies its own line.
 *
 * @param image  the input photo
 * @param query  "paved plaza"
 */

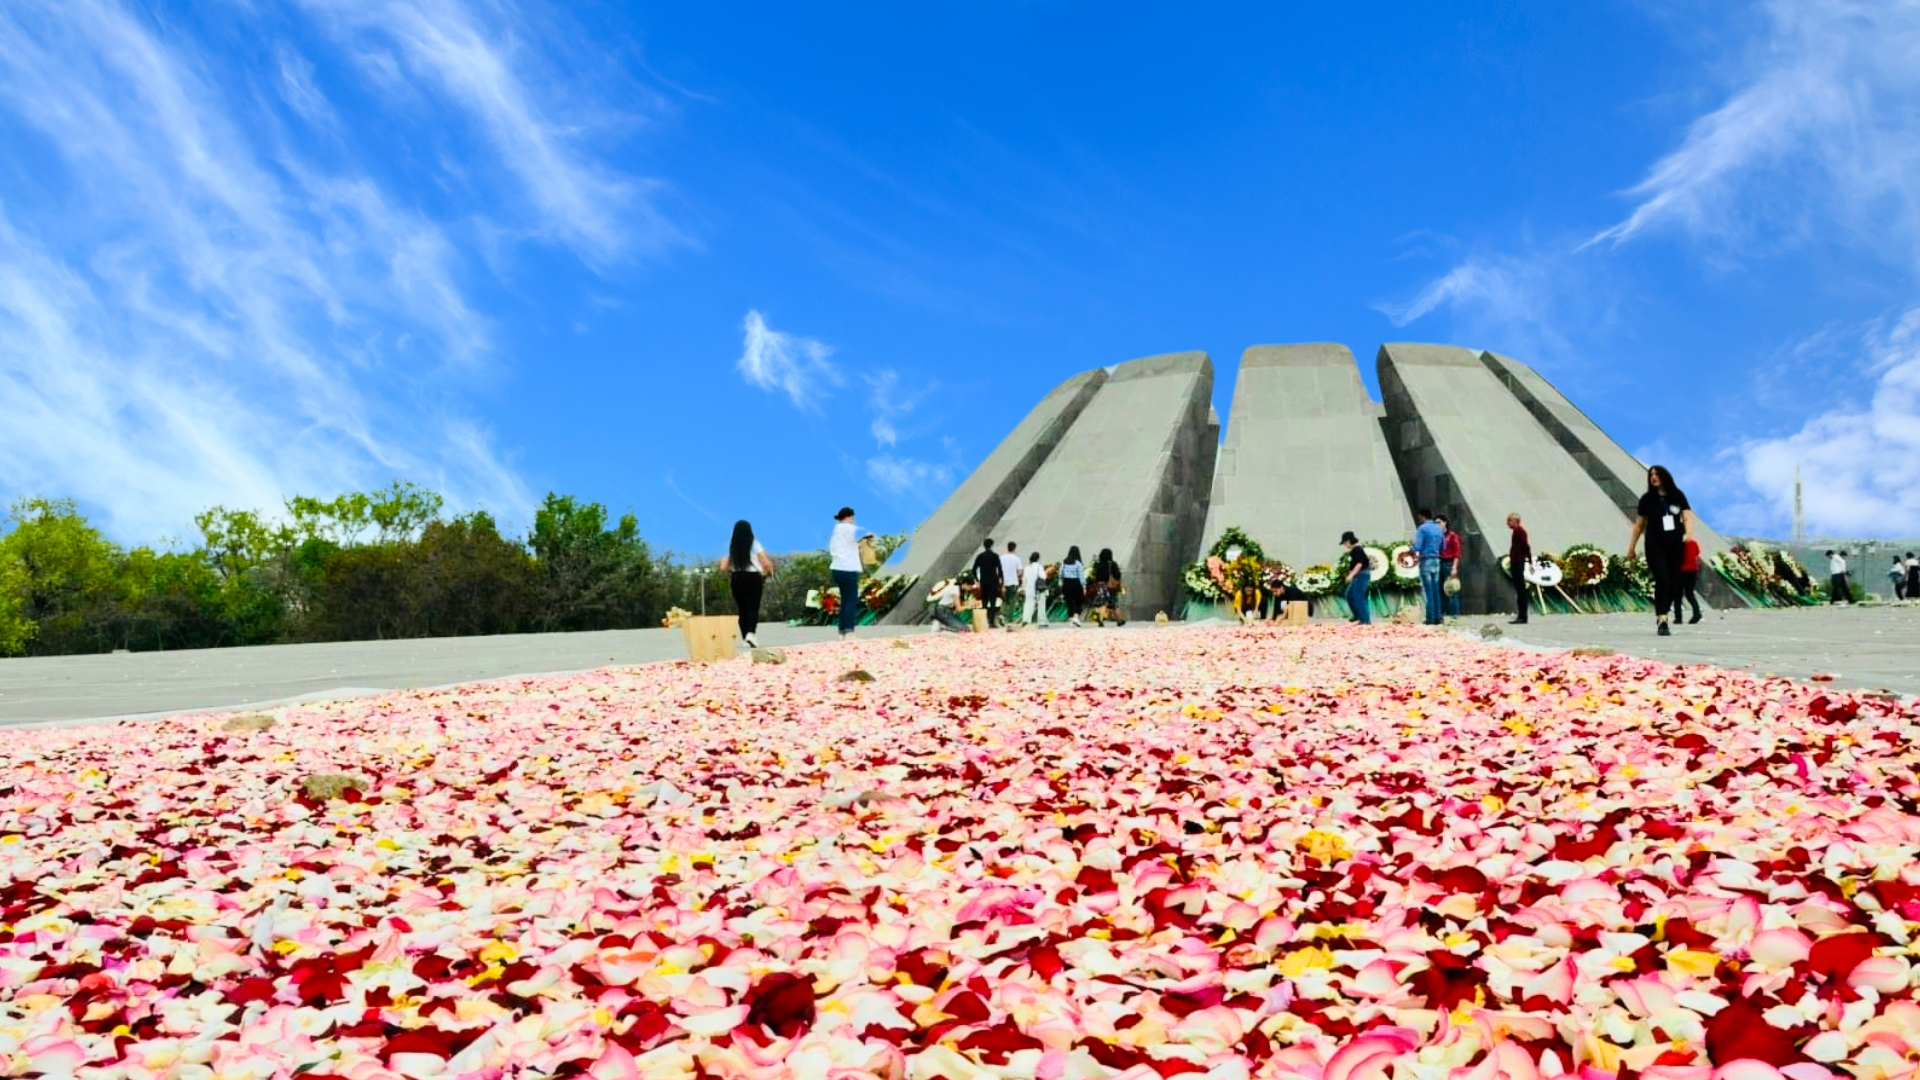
xmin=1492 ymin=602 xmax=1919 ymax=696
xmin=0 ymin=622 xmax=914 ymax=726
xmin=1 ymin=604 xmax=1911 ymax=725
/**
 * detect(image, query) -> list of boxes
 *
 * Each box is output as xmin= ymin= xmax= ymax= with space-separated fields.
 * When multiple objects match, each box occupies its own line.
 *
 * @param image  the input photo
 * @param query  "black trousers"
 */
xmin=981 ymin=582 xmax=1002 ymax=626
xmin=1509 ymin=563 xmax=1529 ymax=621
xmin=1830 ymin=574 xmax=1848 ymax=603
xmin=1678 ymin=570 xmax=1701 ymax=619
xmin=1649 ymin=547 xmax=1682 ymax=619
xmin=1063 ymin=579 xmax=1085 ymax=618
xmin=731 ymin=571 xmax=764 ymax=636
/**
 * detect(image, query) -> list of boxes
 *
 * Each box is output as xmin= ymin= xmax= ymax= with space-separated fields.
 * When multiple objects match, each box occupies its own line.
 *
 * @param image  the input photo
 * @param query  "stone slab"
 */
xmin=1378 ymin=343 xmax=1634 ymax=615
xmin=1480 ymin=351 xmax=1747 ymax=607
xmin=1201 ymin=344 xmax=1411 ymax=567
xmin=984 ymin=352 xmax=1216 ymax=619
xmin=880 ymin=368 xmax=1107 ymax=622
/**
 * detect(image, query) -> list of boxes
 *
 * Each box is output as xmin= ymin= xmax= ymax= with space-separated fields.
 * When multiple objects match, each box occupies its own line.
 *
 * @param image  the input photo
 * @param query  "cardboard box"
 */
xmin=681 ymin=615 xmax=739 ymax=663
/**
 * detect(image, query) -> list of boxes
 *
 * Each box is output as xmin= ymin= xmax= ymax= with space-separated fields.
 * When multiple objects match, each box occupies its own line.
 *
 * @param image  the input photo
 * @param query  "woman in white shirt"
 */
xmin=1021 ymin=551 xmax=1048 ymax=625
xmin=828 ymin=507 xmax=866 ymax=637
xmin=718 ymin=520 xmax=776 ymax=647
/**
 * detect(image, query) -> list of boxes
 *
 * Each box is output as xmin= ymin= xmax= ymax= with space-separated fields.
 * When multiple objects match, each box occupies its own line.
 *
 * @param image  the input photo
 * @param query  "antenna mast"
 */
xmin=1793 ymin=465 xmax=1805 ymax=543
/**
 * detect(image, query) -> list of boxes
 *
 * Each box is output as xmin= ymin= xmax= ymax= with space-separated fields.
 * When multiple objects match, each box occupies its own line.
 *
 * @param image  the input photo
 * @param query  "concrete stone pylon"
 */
xmin=1378 ymin=343 xmax=1635 ymax=615
xmin=879 ymin=368 xmax=1108 ymax=623
xmin=983 ymin=352 xmax=1216 ymax=620
xmin=1478 ymin=351 xmax=1747 ymax=608
xmin=1201 ymin=344 xmax=1411 ymax=569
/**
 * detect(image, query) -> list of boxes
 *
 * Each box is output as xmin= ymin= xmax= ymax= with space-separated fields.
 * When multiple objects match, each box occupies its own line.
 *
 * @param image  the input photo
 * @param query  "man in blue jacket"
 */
xmin=1411 ymin=509 xmax=1445 ymax=626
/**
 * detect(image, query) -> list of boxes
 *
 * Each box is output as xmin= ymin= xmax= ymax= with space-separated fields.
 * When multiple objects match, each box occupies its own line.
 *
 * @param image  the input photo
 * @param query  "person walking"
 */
xmin=1021 ymin=551 xmax=1048 ymax=625
xmin=718 ymin=519 xmax=775 ymax=648
xmin=1827 ymin=550 xmax=1850 ymax=604
xmin=1507 ymin=513 xmax=1531 ymax=624
xmin=1411 ymin=509 xmax=1445 ymax=625
xmin=1906 ymin=553 xmax=1919 ymax=600
xmin=1091 ymin=548 xmax=1125 ymax=625
xmin=1000 ymin=542 xmax=1024 ymax=625
xmin=828 ymin=508 xmax=866 ymax=638
xmin=1677 ymin=534 xmax=1703 ymax=624
xmin=1890 ymin=557 xmax=1906 ymax=600
xmin=973 ymin=539 xmax=1005 ymax=628
xmin=1625 ymin=465 xmax=1697 ymax=637
xmin=1340 ymin=531 xmax=1372 ymax=625
xmin=1437 ymin=514 xmax=1462 ymax=619
xmin=1060 ymin=546 xmax=1087 ymax=626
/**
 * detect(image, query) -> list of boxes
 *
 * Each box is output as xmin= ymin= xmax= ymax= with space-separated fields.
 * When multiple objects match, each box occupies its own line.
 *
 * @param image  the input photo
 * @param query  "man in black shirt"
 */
xmin=972 ymin=539 xmax=1005 ymax=628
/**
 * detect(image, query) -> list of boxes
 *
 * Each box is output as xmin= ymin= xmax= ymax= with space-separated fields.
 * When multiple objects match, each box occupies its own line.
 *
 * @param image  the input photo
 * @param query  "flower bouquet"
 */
xmin=1387 ymin=542 xmax=1420 ymax=586
xmin=1559 ymin=544 xmax=1610 ymax=590
xmin=1360 ymin=545 xmax=1391 ymax=584
xmin=1295 ymin=564 xmax=1336 ymax=596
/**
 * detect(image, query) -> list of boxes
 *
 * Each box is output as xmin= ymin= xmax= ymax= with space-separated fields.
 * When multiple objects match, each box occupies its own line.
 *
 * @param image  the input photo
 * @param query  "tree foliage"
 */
xmin=0 ymin=484 xmax=835 ymax=657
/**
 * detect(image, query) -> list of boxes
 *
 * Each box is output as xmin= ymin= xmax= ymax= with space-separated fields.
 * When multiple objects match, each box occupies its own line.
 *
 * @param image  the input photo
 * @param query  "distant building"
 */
xmin=883 ymin=342 xmax=1744 ymax=619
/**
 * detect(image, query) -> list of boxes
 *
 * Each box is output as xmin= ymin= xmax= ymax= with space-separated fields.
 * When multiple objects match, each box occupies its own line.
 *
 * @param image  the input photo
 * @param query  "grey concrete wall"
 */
xmin=985 ymin=352 xmax=1215 ymax=619
xmin=1480 ymin=351 xmax=1747 ymax=607
xmin=880 ymin=368 xmax=1107 ymax=623
xmin=1201 ymin=344 xmax=1411 ymax=567
xmin=1378 ymin=343 xmax=1636 ymax=615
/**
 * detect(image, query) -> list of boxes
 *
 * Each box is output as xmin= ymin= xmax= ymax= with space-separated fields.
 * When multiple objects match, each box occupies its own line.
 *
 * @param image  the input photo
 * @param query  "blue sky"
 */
xmin=3 ymin=1 xmax=1918 ymax=554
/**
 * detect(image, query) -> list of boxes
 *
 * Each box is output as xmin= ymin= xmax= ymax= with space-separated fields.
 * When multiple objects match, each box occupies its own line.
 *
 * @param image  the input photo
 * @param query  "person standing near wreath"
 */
xmin=1625 ymin=465 xmax=1697 ymax=637
xmin=718 ymin=519 xmax=775 ymax=649
xmin=1059 ymin=546 xmax=1087 ymax=626
xmin=1507 ymin=513 xmax=1531 ymax=624
xmin=973 ymin=539 xmax=1005 ymax=628
xmin=1090 ymin=548 xmax=1125 ymax=626
xmin=1438 ymin=514 xmax=1462 ymax=620
xmin=1340 ymin=531 xmax=1371 ymax=625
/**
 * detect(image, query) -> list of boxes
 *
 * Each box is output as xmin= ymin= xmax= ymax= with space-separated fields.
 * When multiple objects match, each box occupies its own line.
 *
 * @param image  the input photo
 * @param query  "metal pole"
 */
xmin=699 ymin=571 xmax=707 ymax=615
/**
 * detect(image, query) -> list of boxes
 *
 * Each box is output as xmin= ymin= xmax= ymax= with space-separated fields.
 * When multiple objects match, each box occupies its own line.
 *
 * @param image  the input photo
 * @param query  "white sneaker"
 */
xmin=743 ymin=632 xmax=760 ymax=648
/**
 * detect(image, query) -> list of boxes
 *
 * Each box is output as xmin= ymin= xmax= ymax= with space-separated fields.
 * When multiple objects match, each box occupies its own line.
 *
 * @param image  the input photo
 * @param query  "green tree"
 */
xmin=528 ymin=493 xmax=663 ymax=630
xmin=408 ymin=512 xmax=535 ymax=636
xmin=0 ymin=547 xmax=32 ymax=656
xmin=0 ymin=497 xmax=121 ymax=655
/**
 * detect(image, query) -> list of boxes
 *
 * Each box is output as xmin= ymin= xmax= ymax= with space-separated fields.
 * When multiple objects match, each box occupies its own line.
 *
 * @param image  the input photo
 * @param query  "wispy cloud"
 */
xmin=736 ymin=309 xmax=839 ymax=410
xmin=1373 ymin=246 xmax=1579 ymax=361
xmin=296 ymin=0 xmax=680 ymax=264
xmin=0 ymin=0 xmax=653 ymax=540
xmin=662 ymin=471 xmax=721 ymax=524
xmin=863 ymin=368 xmax=937 ymax=448
xmin=1587 ymin=1 xmax=1920 ymax=260
xmin=865 ymin=454 xmax=954 ymax=498
xmin=1715 ymin=307 xmax=1920 ymax=537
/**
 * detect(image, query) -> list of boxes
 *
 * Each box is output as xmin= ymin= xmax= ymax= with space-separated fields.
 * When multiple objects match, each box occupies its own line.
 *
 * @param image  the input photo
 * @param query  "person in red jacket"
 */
xmin=1676 ymin=536 xmax=1703 ymax=625
xmin=1437 ymin=514 xmax=1463 ymax=619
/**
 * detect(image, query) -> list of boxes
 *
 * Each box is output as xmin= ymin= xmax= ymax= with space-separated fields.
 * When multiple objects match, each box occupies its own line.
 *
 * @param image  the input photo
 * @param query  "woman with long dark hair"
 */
xmin=1059 ymin=546 xmax=1086 ymax=626
xmin=1625 ymin=465 xmax=1696 ymax=637
xmin=1089 ymin=547 xmax=1125 ymax=626
xmin=718 ymin=519 xmax=775 ymax=648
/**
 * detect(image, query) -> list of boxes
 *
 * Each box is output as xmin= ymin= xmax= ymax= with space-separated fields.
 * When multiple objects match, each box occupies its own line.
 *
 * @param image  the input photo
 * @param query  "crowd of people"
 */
xmin=933 ymin=539 xmax=1127 ymax=632
xmin=713 ymin=506 xmax=1139 ymax=646
xmin=1340 ymin=464 xmax=1721 ymax=638
xmin=722 ymin=466 xmax=1902 ymax=649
